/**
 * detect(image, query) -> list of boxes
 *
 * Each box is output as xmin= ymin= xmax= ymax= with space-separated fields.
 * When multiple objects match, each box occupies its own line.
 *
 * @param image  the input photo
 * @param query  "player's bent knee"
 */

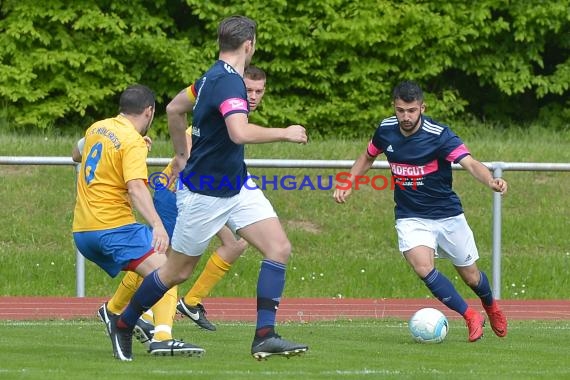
xmin=236 ymin=239 xmax=249 ymax=252
xmin=159 ymin=269 xmax=191 ymax=287
xmin=222 ymin=239 xmax=249 ymax=260
xmin=267 ymin=240 xmax=292 ymax=262
xmin=158 ymin=258 xmax=198 ymax=286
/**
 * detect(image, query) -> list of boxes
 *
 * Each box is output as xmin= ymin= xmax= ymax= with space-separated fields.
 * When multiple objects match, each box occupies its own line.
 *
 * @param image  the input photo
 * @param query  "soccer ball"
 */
xmin=408 ymin=307 xmax=449 ymax=343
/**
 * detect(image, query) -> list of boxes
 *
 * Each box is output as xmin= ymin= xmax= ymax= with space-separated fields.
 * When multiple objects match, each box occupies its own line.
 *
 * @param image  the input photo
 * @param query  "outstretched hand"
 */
xmin=333 ymin=186 xmax=352 ymax=204
xmin=284 ymin=125 xmax=308 ymax=144
xmin=151 ymin=224 xmax=169 ymax=254
xmin=143 ymin=136 xmax=153 ymax=151
xmin=168 ymin=156 xmax=187 ymax=190
xmin=489 ymin=178 xmax=508 ymax=194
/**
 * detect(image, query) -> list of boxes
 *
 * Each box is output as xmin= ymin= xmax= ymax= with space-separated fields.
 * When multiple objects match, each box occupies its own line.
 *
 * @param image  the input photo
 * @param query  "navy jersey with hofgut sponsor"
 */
xmin=180 ymin=60 xmax=249 ymax=197
xmin=368 ymin=115 xmax=470 ymax=219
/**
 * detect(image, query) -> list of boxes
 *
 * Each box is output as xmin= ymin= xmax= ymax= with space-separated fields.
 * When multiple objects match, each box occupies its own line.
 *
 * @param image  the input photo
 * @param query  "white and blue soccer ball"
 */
xmin=408 ymin=307 xmax=449 ymax=343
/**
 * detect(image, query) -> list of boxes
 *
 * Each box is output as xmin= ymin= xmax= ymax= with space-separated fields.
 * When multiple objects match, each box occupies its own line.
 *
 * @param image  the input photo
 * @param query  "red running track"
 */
xmin=1 ymin=297 xmax=570 ymax=321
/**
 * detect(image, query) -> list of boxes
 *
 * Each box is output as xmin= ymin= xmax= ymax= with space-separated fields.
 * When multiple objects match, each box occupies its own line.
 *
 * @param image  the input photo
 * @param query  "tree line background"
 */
xmin=1 ymin=0 xmax=569 ymax=138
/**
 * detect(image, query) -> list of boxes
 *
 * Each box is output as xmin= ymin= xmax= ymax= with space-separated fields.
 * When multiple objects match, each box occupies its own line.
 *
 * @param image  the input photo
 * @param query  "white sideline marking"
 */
xmin=0 ymin=368 xmax=557 ymax=377
xmin=148 ymin=369 xmax=404 ymax=376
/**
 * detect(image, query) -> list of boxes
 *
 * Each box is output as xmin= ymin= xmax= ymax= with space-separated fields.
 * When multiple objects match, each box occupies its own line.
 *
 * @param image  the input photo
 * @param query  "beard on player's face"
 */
xmin=399 ymin=114 xmax=421 ymax=131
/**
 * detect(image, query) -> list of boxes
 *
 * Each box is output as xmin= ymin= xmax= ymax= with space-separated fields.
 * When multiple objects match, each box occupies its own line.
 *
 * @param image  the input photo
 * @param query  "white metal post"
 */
xmin=74 ymin=164 xmax=85 ymax=297
xmin=491 ymin=163 xmax=504 ymax=299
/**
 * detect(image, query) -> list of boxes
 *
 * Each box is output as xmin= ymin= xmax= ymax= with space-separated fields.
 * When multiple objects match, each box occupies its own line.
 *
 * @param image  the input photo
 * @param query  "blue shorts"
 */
xmin=153 ymin=189 xmax=177 ymax=240
xmin=73 ymin=223 xmax=153 ymax=277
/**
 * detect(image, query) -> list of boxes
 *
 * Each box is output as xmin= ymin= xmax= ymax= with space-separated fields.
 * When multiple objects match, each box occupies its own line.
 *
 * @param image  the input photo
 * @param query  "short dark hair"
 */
xmin=392 ymin=81 xmax=423 ymax=103
xmin=244 ymin=65 xmax=266 ymax=81
xmin=217 ymin=15 xmax=256 ymax=52
xmin=119 ymin=84 xmax=155 ymax=115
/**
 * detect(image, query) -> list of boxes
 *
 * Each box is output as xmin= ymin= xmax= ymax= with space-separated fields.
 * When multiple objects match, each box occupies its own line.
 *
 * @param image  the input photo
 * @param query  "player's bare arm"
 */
xmin=333 ymin=149 xmax=376 ymax=203
xmin=458 ymin=155 xmax=508 ymax=194
xmin=71 ymin=146 xmax=82 ymax=163
xmin=71 ymin=137 xmax=85 ymax=163
xmin=126 ymin=179 xmax=169 ymax=254
xmin=226 ymin=113 xmax=307 ymax=144
xmin=166 ymin=88 xmax=195 ymax=183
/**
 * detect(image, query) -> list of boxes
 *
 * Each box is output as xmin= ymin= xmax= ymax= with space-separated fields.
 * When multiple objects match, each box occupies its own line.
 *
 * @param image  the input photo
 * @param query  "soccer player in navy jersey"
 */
xmin=101 ymin=66 xmax=267 ymax=334
xmin=176 ymin=65 xmax=267 ymax=330
xmin=334 ymin=80 xmax=508 ymax=342
xmin=109 ymin=15 xmax=308 ymax=361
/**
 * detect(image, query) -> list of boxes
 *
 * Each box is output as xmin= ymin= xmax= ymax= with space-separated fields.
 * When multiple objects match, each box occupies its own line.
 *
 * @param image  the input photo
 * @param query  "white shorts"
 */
xmin=395 ymin=214 xmax=479 ymax=267
xmin=171 ymin=177 xmax=277 ymax=256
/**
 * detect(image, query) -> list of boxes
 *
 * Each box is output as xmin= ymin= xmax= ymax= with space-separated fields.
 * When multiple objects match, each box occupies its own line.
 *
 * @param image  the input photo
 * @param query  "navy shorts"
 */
xmin=153 ymin=189 xmax=177 ymax=240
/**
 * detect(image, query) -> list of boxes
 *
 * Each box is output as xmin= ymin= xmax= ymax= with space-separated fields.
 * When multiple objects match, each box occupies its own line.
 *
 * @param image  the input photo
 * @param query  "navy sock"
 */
xmin=120 ymin=270 xmax=168 ymax=328
xmin=255 ymin=259 xmax=286 ymax=333
xmin=422 ymin=268 xmax=468 ymax=315
xmin=471 ymin=271 xmax=494 ymax=307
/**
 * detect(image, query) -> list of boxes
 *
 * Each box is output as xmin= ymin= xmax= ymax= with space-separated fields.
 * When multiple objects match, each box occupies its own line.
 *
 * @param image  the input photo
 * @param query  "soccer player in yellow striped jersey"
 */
xmin=72 ymin=84 xmax=204 ymax=360
xmin=106 ymin=66 xmax=267 ymax=332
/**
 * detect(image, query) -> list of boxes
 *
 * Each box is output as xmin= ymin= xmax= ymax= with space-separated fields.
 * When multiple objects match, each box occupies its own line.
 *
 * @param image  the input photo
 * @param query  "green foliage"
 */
xmin=0 ymin=0 xmax=205 ymax=133
xmin=0 ymin=0 xmax=569 ymax=136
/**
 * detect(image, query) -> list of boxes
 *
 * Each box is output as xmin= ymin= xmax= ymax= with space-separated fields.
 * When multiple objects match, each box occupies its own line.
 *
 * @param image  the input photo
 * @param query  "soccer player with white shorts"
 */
xmin=110 ymin=15 xmax=309 ymax=360
xmin=98 ymin=66 xmax=268 ymax=339
xmin=335 ymin=80 xmax=508 ymax=342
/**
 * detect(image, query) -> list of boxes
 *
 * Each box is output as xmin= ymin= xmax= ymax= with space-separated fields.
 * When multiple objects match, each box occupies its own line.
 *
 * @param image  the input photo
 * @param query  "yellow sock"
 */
xmin=107 ymin=271 xmax=143 ymax=314
xmin=183 ymin=252 xmax=231 ymax=306
xmin=142 ymin=309 xmax=153 ymax=324
xmin=151 ymin=285 xmax=178 ymax=342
